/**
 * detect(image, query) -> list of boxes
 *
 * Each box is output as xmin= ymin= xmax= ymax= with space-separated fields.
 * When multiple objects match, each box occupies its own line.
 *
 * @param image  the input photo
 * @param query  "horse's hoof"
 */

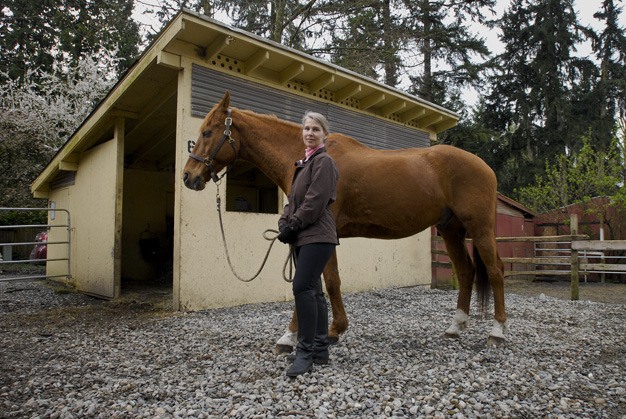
xmin=328 ymin=336 xmax=339 ymax=345
xmin=487 ymin=320 xmax=507 ymax=347
xmin=487 ymin=336 xmax=505 ymax=347
xmin=274 ymin=344 xmax=293 ymax=354
xmin=444 ymin=332 xmax=460 ymax=339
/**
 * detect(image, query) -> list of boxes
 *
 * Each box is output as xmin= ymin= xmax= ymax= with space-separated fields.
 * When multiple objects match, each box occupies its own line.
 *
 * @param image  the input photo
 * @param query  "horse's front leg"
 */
xmin=275 ymin=311 xmax=298 ymax=354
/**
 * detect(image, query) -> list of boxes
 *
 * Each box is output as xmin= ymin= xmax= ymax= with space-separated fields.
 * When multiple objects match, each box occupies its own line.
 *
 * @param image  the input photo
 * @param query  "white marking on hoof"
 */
xmin=276 ymin=329 xmax=297 ymax=348
xmin=445 ymin=309 xmax=469 ymax=337
xmin=487 ymin=319 xmax=507 ymax=347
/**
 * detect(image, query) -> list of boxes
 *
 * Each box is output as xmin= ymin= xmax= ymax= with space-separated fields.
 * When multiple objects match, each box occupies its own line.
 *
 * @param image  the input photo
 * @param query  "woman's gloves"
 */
xmin=277 ymin=224 xmax=299 ymax=244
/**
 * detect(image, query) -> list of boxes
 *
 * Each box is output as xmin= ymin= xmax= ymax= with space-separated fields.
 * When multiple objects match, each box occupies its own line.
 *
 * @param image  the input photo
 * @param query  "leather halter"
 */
xmin=189 ymin=108 xmax=238 ymax=183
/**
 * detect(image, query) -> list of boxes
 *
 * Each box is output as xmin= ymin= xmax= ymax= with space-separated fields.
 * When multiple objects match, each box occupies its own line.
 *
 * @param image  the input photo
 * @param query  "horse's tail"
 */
xmin=473 ymin=244 xmax=491 ymax=316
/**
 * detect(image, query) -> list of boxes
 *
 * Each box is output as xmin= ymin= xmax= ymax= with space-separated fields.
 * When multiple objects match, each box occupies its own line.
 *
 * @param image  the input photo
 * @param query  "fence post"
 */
xmin=570 ymin=214 xmax=579 ymax=300
xmin=2 ymin=245 xmax=12 ymax=261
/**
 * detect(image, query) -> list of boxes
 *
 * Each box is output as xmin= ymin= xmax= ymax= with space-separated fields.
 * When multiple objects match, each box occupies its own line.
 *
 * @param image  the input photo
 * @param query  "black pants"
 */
xmin=292 ymin=243 xmax=336 ymax=296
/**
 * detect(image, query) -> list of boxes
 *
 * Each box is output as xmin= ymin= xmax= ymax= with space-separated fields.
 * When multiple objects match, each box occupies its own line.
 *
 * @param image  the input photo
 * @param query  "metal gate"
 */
xmin=0 ymin=208 xmax=71 ymax=282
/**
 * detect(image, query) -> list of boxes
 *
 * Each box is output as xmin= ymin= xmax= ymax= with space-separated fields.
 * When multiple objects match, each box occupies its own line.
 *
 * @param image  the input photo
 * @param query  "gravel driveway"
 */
xmin=1 ymin=279 xmax=625 ymax=418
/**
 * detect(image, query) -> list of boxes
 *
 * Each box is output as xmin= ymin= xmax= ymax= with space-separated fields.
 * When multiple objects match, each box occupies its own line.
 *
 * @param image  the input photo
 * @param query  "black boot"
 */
xmin=286 ymin=291 xmax=330 ymax=365
xmin=286 ymin=290 xmax=317 ymax=377
xmin=312 ymin=291 xmax=330 ymax=364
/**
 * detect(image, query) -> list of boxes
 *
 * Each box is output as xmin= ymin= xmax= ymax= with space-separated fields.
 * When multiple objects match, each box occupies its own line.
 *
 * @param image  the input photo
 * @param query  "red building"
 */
xmin=534 ymin=196 xmax=626 ymax=240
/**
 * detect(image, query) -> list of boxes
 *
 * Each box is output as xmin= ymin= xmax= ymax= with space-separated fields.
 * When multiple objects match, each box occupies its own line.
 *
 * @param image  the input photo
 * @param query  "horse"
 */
xmin=183 ymin=91 xmax=507 ymax=350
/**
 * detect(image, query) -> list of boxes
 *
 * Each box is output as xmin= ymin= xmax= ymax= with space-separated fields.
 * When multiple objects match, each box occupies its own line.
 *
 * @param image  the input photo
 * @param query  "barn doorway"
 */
xmin=120 ymin=167 xmax=175 ymax=293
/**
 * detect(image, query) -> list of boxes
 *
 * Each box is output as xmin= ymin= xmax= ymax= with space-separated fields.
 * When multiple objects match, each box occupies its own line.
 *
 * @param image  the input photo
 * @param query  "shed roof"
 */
xmin=497 ymin=193 xmax=537 ymax=218
xmin=32 ymin=9 xmax=459 ymax=198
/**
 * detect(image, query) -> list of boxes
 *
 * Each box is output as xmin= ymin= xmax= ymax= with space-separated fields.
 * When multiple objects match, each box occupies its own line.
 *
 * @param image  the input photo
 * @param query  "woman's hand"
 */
xmin=277 ymin=225 xmax=298 ymax=244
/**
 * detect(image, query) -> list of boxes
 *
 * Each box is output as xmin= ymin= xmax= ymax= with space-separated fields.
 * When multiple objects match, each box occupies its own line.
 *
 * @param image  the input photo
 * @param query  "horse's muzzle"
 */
xmin=183 ymin=172 xmax=206 ymax=191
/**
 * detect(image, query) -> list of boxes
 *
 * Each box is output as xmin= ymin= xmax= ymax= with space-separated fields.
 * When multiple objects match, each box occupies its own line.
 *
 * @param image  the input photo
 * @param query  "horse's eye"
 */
xmin=202 ymin=130 xmax=212 ymax=138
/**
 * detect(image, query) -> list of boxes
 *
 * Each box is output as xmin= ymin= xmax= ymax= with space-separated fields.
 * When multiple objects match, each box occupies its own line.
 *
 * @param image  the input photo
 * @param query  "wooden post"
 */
xmin=599 ymin=213 xmax=606 ymax=284
xmin=570 ymin=214 xmax=579 ymax=300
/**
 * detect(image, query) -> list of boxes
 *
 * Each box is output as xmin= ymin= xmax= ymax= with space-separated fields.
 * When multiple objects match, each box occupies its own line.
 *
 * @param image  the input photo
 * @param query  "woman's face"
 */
xmin=302 ymin=117 xmax=326 ymax=149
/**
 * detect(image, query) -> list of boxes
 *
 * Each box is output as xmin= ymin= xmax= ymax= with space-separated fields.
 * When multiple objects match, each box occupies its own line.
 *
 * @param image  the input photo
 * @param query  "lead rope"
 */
xmin=214 ymin=182 xmax=295 ymax=282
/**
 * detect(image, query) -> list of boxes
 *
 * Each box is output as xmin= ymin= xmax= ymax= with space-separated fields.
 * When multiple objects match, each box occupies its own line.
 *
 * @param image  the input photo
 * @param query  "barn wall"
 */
xmin=174 ymin=57 xmax=431 ymax=311
xmin=191 ymin=66 xmax=432 ymax=150
xmin=47 ymin=139 xmax=119 ymax=298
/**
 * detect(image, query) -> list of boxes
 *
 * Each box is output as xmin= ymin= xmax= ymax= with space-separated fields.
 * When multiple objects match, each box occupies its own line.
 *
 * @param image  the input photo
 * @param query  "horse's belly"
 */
xmin=336 ymin=212 xmax=438 ymax=240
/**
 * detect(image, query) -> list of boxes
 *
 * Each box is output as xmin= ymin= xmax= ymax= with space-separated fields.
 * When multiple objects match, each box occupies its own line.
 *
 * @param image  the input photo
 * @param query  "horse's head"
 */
xmin=183 ymin=91 xmax=238 ymax=191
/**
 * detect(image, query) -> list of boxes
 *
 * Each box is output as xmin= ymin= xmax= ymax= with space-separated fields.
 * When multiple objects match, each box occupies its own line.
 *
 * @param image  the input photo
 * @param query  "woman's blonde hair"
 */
xmin=302 ymin=111 xmax=330 ymax=136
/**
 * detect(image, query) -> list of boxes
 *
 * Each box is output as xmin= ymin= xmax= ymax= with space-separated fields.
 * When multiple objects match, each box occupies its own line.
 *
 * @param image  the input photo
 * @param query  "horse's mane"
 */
xmin=238 ymin=108 xmax=297 ymax=126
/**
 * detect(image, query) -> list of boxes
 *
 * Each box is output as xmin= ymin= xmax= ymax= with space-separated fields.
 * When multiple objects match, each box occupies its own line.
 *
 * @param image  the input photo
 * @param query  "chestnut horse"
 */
xmin=183 ymin=91 xmax=507 ymax=349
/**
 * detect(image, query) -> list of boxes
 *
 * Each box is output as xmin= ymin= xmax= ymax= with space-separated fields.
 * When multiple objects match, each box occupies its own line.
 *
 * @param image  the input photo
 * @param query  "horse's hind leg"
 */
xmin=471 ymin=230 xmax=507 ymax=346
xmin=322 ymin=250 xmax=348 ymax=342
xmin=437 ymin=218 xmax=475 ymax=338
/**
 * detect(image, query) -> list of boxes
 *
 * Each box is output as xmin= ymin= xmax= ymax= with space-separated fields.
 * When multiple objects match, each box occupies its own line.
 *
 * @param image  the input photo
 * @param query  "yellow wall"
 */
xmin=48 ymin=139 xmax=119 ymax=298
xmin=173 ymin=57 xmax=431 ymax=311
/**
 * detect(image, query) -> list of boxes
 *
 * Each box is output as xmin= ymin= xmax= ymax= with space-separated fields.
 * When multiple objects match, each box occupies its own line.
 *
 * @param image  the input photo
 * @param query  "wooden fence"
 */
xmin=432 ymin=234 xmax=626 ymax=300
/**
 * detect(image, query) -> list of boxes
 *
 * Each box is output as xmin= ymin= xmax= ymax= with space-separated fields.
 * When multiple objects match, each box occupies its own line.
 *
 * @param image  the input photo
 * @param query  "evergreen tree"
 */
xmin=480 ymin=0 xmax=590 ymax=194
xmin=592 ymin=0 xmax=626 ymax=143
xmin=0 ymin=0 xmax=140 ymax=82
xmin=323 ymin=0 xmax=404 ymax=85
xmin=402 ymin=0 xmax=496 ymax=106
xmin=0 ymin=0 xmax=59 ymax=81
xmin=148 ymin=0 xmax=220 ymax=30
xmin=147 ymin=0 xmax=319 ymax=48
xmin=225 ymin=0 xmax=318 ymax=46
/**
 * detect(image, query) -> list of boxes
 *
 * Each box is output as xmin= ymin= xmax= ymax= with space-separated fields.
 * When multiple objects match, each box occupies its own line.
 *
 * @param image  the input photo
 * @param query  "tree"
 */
xmin=146 ymin=0 xmax=320 ymax=48
xmin=515 ymin=136 xmax=625 ymax=214
xmin=0 ymin=48 xmax=120 ymax=220
xmin=479 ymin=0 xmax=595 ymax=194
xmin=319 ymin=0 xmax=495 ymax=106
xmin=0 ymin=0 xmax=140 ymax=82
xmin=0 ymin=0 xmax=59 ymax=81
xmin=402 ymin=0 xmax=496 ymax=106
xmin=591 ymin=0 xmax=626 ymax=144
xmin=146 ymin=0 xmax=218 ymax=35
xmin=321 ymin=0 xmax=404 ymax=85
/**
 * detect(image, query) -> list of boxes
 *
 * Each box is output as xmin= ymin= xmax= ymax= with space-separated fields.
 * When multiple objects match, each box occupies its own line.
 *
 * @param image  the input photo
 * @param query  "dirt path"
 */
xmin=505 ymin=277 xmax=626 ymax=304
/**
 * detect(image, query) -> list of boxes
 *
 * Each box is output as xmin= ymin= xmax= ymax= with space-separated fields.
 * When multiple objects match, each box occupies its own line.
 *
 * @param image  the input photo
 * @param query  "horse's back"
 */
xmin=327 ymin=137 xmax=495 ymax=187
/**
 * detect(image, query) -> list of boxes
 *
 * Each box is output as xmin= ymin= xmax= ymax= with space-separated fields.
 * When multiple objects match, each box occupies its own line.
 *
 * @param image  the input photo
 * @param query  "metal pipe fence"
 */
xmin=0 ymin=208 xmax=71 ymax=282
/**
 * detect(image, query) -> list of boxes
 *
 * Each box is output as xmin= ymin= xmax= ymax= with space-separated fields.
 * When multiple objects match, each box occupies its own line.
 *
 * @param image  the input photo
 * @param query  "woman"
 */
xmin=277 ymin=111 xmax=339 ymax=377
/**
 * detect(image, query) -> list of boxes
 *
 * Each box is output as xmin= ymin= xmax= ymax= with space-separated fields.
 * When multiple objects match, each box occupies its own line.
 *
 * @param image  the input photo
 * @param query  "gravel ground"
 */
xmin=1 ymin=279 xmax=625 ymax=418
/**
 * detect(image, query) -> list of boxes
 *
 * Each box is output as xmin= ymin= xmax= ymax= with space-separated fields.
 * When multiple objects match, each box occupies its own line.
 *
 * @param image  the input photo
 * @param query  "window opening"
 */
xmin=226 ymin=161 xmax=279 ymax=214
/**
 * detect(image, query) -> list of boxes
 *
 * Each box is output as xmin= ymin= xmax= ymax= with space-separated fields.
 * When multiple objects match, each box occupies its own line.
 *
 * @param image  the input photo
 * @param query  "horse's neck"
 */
xmin=235 ymin=110 xmax=302 ymax=192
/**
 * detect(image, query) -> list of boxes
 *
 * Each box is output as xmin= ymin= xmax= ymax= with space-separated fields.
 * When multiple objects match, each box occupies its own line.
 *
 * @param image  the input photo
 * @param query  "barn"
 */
xmin=30 ymin=10 xmax=459 ymax=310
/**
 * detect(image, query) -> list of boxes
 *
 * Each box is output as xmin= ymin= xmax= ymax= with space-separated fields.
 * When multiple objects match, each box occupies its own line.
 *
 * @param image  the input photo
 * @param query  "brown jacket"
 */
xmin=278 ymin=147 xmax=339 ymax=246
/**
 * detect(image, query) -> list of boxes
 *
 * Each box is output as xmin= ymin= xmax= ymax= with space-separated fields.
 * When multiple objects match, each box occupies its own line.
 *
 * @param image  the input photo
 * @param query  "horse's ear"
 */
xmin=220 ymin=91 xmax=231 ymax=110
